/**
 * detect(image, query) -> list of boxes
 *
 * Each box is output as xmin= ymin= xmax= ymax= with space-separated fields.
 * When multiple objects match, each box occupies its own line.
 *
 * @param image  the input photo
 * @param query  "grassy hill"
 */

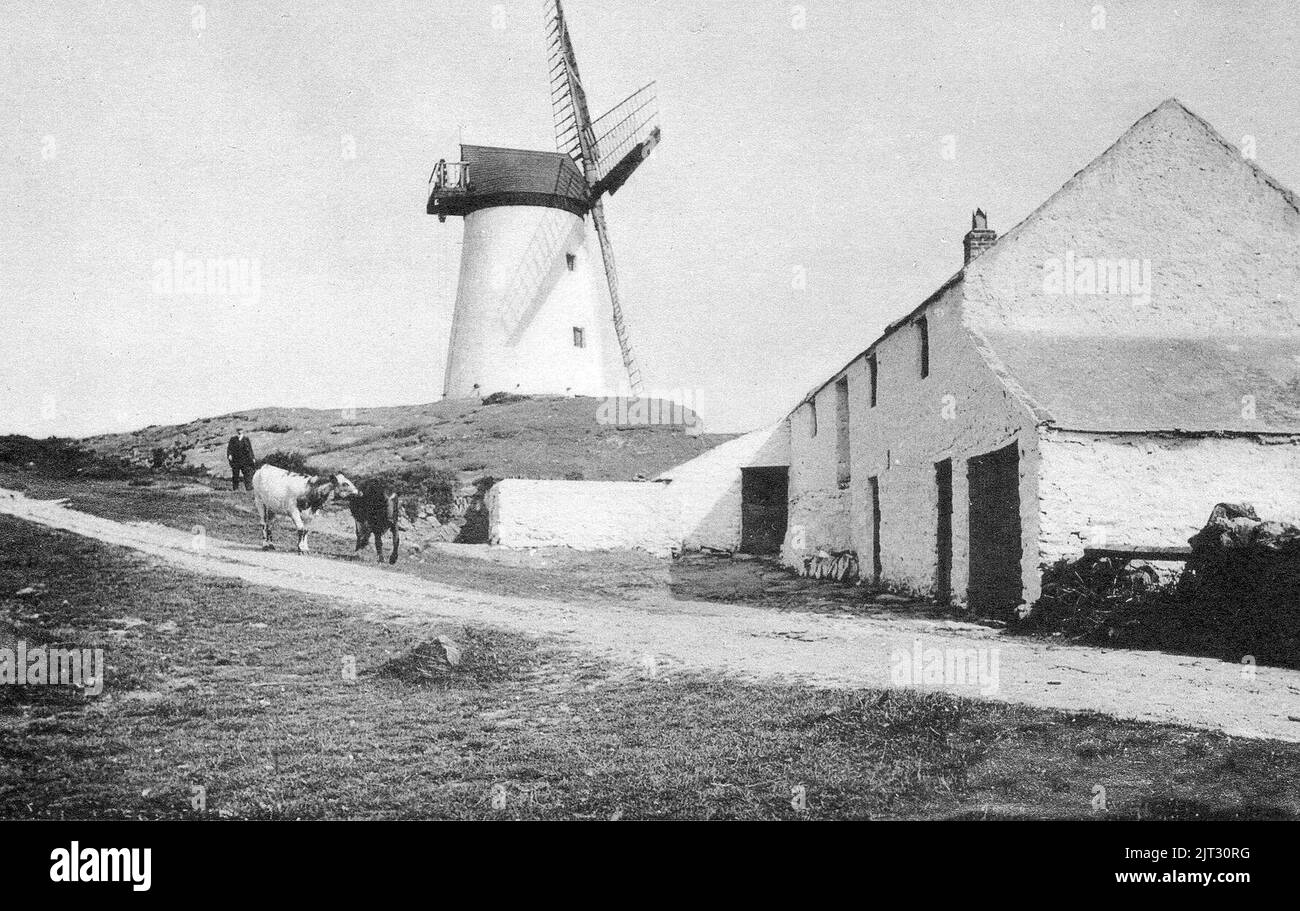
xmin=81 ymin=395 xmax=736 ymax=487
xmin=2 ymin=396 xmax=735 ymax=545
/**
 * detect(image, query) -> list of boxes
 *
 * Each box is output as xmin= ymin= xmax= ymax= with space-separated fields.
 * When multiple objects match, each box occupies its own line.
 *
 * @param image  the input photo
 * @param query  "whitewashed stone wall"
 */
xmin=961 ymin=101 xmax=1300 ymax=341
xmin=957 ymin=100 xmax=1300 ymax=596
xmin=487 ymin=480 xmax=679 ymax=556
xmin=487 ymin=423 xmax=791 ymax=556
xmin=784 ymin=383 xmax=853 ymax=563
xmin=1037 ymin=430 xmax=1300 ymax=564
xmin=784 ymin=281 xmax=1042 ymax=604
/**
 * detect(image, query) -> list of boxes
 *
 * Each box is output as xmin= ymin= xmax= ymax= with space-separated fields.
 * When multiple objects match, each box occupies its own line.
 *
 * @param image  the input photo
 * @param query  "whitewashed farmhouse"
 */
xmin=488 ymin=99 xmax=1300 ymax=617
xmin=784 ymin=99 xmax=1300 ymax=613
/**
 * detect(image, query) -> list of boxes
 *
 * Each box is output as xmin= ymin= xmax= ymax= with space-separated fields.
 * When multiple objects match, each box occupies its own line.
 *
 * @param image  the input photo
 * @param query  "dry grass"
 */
xmin=0 ymin=468 xmax=989 ymax=617
xmin=0 ymin=515 xmax=1297 ymax=820
xmin=0 ymin=468 xmax=671 ymax=604
xmin=79 ymin=396 xmax=735 ymax=484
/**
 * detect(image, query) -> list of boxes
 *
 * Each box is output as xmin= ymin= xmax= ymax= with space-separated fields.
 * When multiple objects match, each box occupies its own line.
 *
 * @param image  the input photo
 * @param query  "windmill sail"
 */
xmin=588 ymin=199 xmax=642 ymax=393
xmin=588 ymin=83 xmax=660 ymax=197
xmin=545 ymin=0 xmax=599 ymax=171
xmin=544 ymin=0 xmax=653 ymax=394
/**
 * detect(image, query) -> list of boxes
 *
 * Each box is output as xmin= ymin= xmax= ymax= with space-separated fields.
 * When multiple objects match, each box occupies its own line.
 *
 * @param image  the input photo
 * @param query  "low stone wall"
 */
xmin=487 ymin=479 xmax=680 ymax=556
xmin=486 ymin=423 xmax=791 ymax=557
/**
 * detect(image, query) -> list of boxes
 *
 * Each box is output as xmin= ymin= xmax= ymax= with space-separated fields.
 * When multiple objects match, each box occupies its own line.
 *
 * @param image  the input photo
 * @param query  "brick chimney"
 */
xmin=963 ymin=209 xmax=997 ymax=265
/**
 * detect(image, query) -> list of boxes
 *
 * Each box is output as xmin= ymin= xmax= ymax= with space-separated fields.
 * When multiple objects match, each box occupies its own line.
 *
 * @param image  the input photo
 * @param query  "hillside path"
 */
xmin=3 ymin=486 xmax=1298 ymax=742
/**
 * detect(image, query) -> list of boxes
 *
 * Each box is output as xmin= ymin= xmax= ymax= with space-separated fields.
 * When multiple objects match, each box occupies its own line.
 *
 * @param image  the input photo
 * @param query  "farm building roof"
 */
xmin=978 ymin=333 xmax=1300 ymax=434
xmin=788 ymin=98 xmax=1300 ymax=438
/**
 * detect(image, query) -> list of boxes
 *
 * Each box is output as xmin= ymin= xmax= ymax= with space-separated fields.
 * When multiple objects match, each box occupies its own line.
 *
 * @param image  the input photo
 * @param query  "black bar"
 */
xmin=3 ymin=820 xmax=1282 ymax=899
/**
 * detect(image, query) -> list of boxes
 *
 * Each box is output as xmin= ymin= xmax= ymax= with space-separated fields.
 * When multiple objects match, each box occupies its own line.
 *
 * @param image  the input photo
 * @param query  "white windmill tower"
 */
xmin=429 ymin=0 xmax=660 ymax=399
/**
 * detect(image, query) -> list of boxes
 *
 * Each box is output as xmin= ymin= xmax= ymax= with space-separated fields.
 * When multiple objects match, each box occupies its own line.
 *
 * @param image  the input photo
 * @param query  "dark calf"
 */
xmin=349 ymin=479 xmax=400 ymax=564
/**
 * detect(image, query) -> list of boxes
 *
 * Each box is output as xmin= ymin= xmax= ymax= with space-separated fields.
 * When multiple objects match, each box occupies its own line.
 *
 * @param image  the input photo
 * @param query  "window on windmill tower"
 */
xmin=868 ymin=354 xmax=879 ymax=407
xmin=917 ymin=316 xmax=930 ymax=379
xmin=572 ymin=326 xmax=586 ymax=348
xmin=808 ymin=398 xmax=818 ymax=437
xmin=566 ymin=253 xmax=576 ymax=271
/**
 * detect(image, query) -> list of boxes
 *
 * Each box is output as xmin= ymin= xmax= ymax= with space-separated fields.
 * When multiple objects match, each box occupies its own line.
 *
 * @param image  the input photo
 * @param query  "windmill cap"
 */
xmin=427 ymin=144 xmax=591 ymax=218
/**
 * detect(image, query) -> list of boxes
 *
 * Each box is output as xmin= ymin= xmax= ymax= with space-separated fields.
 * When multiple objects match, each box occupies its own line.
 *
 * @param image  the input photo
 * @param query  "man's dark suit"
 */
xmin=227 ymin=435 xmax=256 ymax=491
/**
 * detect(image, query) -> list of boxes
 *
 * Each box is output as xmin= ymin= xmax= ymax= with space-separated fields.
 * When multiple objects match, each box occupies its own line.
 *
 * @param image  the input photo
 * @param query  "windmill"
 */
xmin=429 ymin=0 xmax=660 ymax=399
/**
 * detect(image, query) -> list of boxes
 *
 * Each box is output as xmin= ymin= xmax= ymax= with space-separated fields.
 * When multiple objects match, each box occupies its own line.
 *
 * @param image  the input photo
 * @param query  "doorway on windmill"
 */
xmin=740 ymin=467 xmax=789 ymax=555
xmin=966 ymin=442 xmax=1021 ymax=616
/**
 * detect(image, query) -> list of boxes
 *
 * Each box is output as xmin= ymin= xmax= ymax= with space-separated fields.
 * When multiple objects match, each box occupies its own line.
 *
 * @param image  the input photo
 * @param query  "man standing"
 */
xmin=226 ymin=428 xmax=256 ymax=491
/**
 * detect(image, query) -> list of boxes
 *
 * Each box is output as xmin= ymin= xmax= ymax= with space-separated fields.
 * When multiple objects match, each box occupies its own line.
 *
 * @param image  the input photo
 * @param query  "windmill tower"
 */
xmin=429 ymin=0 xmax=660 ymax=399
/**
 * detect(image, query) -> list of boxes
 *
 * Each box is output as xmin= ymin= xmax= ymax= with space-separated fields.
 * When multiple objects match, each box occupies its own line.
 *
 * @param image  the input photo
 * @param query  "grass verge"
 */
xmin=0 ymin=515 xmax=1297 ymax=819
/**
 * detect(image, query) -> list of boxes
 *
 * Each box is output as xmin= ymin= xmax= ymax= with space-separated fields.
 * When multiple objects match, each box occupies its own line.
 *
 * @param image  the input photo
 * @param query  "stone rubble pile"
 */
xmin=800 ymin=550 xmax=859 ymax=583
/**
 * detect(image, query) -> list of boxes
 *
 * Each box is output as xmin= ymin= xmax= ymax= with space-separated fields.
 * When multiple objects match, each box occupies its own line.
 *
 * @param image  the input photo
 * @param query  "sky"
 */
xmin=3 ymin=0 xmax=1299 ymax=436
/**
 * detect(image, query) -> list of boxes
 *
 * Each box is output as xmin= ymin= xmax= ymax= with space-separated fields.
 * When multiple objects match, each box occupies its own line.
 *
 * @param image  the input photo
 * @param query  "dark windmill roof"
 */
xmin=979 ymin=333 xmax=1300 ymax=434
xmin=428 ymin=145 xmax=591 ymax=218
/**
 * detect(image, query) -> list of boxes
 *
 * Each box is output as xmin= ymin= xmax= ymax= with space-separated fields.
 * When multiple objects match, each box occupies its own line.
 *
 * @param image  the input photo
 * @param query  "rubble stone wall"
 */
xmin=1038 ymin=429 xmax=1300 ymax=565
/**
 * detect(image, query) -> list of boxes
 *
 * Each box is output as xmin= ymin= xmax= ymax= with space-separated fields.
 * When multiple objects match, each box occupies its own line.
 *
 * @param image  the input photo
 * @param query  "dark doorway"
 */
xmin=935 ymin=459 xmax=952 ymax=603
xmin=967 ymin=443 xmax=1022 ymax=616
xmin=740 ymin=467 xmax=789 ymax=555
xmin=869 ymin=476 xmax=882 ymax=582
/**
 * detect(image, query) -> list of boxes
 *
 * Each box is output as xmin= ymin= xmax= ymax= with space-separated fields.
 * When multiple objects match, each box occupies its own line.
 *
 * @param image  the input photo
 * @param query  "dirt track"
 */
xmin=3 ymin=486 xmax=1298 ymax=742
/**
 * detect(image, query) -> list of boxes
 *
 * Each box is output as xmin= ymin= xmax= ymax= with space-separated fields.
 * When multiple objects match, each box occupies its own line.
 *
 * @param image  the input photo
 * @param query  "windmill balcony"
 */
xmin=430 ymin=161 xmax=470 ymax=193
xmin=427 ymin=161 xmax=472 ymax=222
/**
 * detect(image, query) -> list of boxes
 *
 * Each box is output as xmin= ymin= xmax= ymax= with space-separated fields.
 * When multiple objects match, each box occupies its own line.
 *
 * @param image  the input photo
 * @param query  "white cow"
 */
xmin=252 ymin=464 xmax=360 ymax=553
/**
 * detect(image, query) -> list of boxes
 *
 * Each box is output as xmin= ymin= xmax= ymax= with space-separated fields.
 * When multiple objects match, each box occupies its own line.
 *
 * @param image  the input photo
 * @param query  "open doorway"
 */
xmin=869 ymin=475 xmax=882 ymax=582
xmin=935 ymin=459 xmax=952 ymax=603
xmin=966 ymin=443 xmax=1021 ymax=615
xmin=740 ymin=467 xmax=789 ymax=555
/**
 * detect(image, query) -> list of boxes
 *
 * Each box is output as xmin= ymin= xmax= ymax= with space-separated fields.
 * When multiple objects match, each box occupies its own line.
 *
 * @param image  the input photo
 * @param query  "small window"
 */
xmin=572 ymin=326 xmax=585 ymax=348
xmin=565 ymin=253 xmax=576 ymax=271
xmin=868 ymin=354 xmax=878 ymax=407
xmin=917 ymin=316 xmax=929 ymax=378
xmin=808 ymin=398 xmax=818 ymax=437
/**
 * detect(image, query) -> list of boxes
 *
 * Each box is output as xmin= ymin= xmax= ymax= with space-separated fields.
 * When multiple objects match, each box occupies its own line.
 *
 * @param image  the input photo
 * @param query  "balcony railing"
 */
xmin=430 ymin=160 xmax=470 ymax=192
